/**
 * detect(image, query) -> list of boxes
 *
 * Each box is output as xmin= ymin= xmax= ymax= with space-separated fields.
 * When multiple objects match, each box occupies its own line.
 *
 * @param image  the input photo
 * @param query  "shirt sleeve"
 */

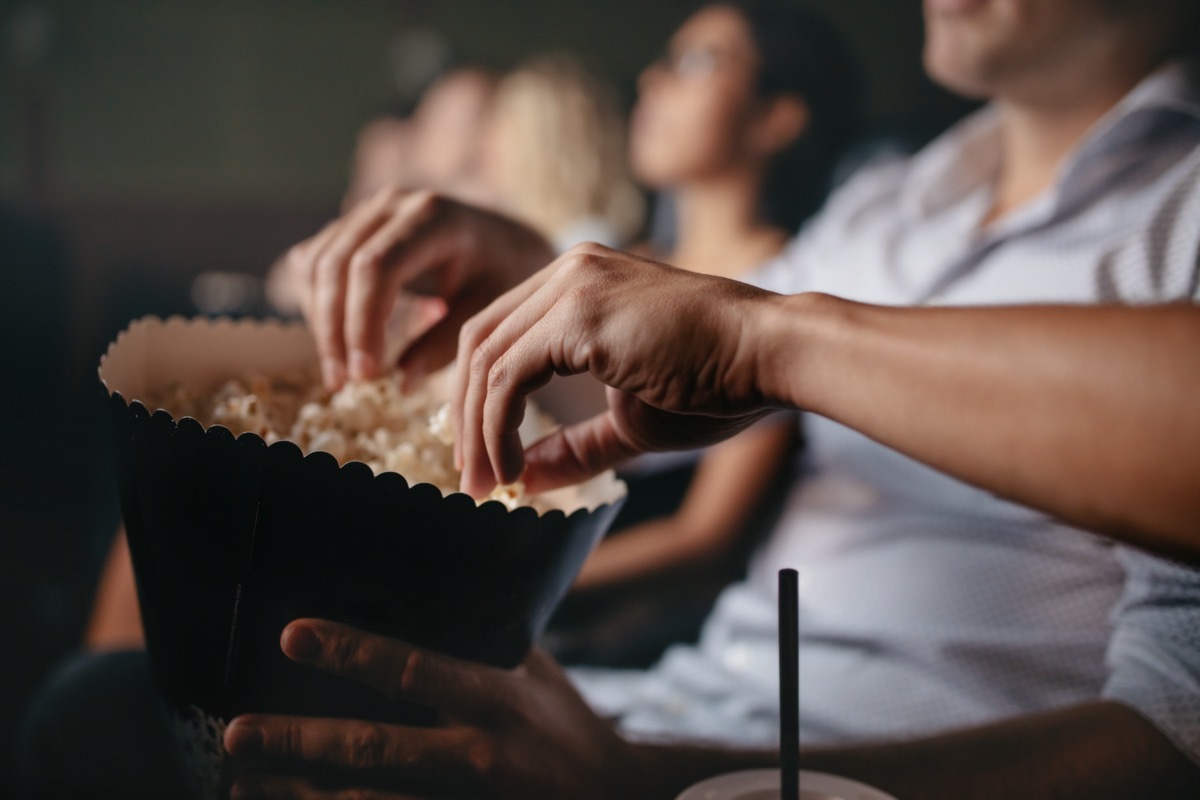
xmin=1103 ymin=545 xmax=1200 ymax=766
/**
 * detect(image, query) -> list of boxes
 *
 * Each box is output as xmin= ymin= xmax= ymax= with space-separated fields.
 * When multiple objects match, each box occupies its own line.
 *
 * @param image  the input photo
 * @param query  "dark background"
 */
xmin=0 ymin=0 xmax=973 ymax=792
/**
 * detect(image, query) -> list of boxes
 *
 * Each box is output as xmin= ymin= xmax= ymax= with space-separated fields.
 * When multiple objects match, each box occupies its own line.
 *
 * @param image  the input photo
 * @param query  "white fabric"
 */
xmin=571 ymin=58 xmax=1200 ymax=764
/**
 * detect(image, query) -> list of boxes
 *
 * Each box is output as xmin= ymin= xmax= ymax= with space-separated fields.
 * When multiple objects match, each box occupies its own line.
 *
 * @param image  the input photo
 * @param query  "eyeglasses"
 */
xmin=653 ymin=44 xmax=752 ymax=80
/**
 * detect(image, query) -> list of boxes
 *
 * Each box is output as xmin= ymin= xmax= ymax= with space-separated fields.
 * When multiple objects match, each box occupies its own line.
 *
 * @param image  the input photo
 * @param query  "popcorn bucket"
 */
xmin=99 ymin=316 xmax=626 ymax=799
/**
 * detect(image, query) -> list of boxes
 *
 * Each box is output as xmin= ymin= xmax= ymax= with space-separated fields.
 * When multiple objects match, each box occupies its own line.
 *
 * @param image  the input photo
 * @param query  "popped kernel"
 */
xmin=148 ymin=369 xmax=562 ymax=512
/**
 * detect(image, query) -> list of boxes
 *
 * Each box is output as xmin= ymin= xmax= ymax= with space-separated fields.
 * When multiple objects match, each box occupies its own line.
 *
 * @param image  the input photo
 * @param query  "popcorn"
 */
xmin=149 ymin=370 xmax=560 ymax=511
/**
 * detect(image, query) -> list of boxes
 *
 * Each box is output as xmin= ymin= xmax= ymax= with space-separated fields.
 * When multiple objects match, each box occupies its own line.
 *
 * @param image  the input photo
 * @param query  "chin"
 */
xmin=629 ymin=149 xmax=676 ymax=189
xmin=922 ymin=40 xmax=995 ymax=100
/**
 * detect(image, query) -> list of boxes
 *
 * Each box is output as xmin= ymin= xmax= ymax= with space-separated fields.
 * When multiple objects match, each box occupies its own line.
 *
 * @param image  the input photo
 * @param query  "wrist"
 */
xmin=751 ymin=291 xmax=853 ymax=411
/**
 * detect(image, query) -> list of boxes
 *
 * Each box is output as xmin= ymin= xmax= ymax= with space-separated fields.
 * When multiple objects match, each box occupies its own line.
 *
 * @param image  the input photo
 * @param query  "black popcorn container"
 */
xmin=98 ymin=316 xmax=626 ymax=799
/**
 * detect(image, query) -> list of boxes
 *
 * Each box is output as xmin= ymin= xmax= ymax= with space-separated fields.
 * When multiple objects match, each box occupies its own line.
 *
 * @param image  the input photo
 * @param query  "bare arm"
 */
xmin=634 ymin=701 xmax=1199 ymax=799
xmin=226 ymin=622 xmax=1200 ymax=799
xmin=452 ymin=246 xmax=1200 ymax=561
xmin=84 ymin=528 xmax=144 ymax=651
xmin=574 ymin=420 xmax=795 ymax=591
xmin=763 ymin=294 xmax=1200 ymax=562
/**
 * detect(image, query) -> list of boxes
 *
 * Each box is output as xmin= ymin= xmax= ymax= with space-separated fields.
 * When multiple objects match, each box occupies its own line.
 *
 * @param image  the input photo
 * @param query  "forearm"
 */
xmin=758 ymin=294 xmax=1200 ymax=561
xmin=84 ymin=529 xmax=144 ymax=651
xmin=626 ymin=702 xmax=1198 ymax=800
xmin=799 ymin=702 xmax=1198 ymax=800
xmin=574 ymin=517 xmax=710 ymax=590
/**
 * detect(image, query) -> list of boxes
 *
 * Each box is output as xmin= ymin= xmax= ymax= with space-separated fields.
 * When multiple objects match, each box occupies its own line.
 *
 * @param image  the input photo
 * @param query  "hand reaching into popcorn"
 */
xmin=294 ymin=191 xmax=1200 ymax=559
xmin=287 ymin=187 xmax=554 ymax=391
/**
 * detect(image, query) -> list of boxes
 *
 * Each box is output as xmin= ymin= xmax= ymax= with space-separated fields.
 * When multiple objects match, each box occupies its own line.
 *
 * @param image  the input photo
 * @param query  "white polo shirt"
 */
xmin=571 ymin=58 xmax=1200 ymax=764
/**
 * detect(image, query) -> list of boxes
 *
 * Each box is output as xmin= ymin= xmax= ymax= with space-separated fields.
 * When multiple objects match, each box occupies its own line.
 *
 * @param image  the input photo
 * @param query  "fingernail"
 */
xmin=281 ymin=625 xmax=322 ymax=662
xmin=348 ymin=349 xmax=377 ymax=381
xmin=322 ymin=358 xmax=345 ymax=390
xmin=225 ymin=720 xmax=263 ymax=756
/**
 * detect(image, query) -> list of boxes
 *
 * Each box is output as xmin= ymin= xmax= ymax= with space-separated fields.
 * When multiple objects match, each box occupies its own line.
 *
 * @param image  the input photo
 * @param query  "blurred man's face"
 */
xmin=923 ymin=0 xmax=1131 ymax=99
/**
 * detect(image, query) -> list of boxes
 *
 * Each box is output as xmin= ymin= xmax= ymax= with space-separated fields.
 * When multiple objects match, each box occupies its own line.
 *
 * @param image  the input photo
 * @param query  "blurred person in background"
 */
xmin=409 ymin=66 xmax=498 ymax=206
xmin=545 ymin=1 xmax=858 ymax=667
xmin=266 ymin=104 xmax=422 ymax=317
xmin=340 ymin=105 xmax=420 ymax=212
xmin=84 ymin=75 xmax=481 ymax=651
xmin=266 ymin=66 xmax=497 ymax=319
xmin=481 ymin=54 xmax=644 ymax=251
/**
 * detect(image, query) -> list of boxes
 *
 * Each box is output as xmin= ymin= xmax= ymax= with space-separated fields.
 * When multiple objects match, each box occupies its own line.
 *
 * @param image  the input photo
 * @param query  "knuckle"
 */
xmin=576 ymin=338 xmax=602 ymax=371
xmin=286 ymin=244 xmax=311 ymax=273
xmin=349 ymin=248 xmax=381 ymax=276
xmin=398 ymin=648 xmax=426 ymax=694
xmin=348 ymin=637 xmax=382 ymax=676
xmin=274 ymin=720 xmax=303 ymax=756
xmin=468 ymin=345 xmax=494 ymax=380
xmin=565 ymin=241 xmax=600 ymax=258
xmin=563 ymin=252 xmax=594 ymax=276
xmin=464 ymin=736 xmax=497 ymax=781
xmin=459 ymin=316 xmax=486 ymax=349
xmin=328 ymin=630 xmax=360 ymax=672
xmin=316 ymin=252 xmax=343 ymax=279
xmin=486 ymin=359 xmax=510 ymax=393
xmin=376 ymin=183 xmax=403 ymax=203
xmin=346 ymin=723 xmax=389 ymax=770
xmin=409 ymin=187 xmax=438 ymax=215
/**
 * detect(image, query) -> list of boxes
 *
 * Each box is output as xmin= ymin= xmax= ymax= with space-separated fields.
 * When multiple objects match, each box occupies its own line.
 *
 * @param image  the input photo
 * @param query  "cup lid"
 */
xmin=675 ymin=769 xmax=897 ymax=800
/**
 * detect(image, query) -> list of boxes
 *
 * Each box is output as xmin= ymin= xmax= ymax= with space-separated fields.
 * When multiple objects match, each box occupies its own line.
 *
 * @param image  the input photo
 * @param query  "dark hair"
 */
xmin=724 ymin=1 xmax=860 ymax=231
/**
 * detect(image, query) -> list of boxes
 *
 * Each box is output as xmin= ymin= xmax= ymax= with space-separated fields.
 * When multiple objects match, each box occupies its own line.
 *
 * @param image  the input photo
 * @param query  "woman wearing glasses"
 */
xmin=554 ymin=3 xmax=858 ymax=658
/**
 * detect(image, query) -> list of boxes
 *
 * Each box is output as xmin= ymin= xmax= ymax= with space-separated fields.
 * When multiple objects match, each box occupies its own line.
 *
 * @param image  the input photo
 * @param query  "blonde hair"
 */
xmin=489 ymin=55 xmax=644 ymax=246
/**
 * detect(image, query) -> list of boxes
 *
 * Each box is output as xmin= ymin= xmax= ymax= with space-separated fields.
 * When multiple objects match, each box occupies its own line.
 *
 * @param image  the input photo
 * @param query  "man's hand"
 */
xmin=451 ymin=242 xmax=791 ymax=497
xmin=224 ymin=620 xmax=641 ymax=800
xmin=287 ymin=187 xmax=553 ymax=390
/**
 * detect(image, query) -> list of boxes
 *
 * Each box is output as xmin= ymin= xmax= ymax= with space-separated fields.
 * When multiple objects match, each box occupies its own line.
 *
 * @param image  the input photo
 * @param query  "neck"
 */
xmin=986 ymin=44 xmax=1170 ymax=226
xmin=670 ymin=168 xmax=786 ymax=278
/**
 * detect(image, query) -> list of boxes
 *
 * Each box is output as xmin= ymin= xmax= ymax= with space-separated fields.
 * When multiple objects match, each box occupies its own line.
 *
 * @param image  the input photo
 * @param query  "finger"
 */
xmin=343 ymin=191 xmax=440 ymax=382
xmin=479 ymin=314 xmax=581 ymax=490
xmin=523 ymin=391 xmax=769 ymax=492
xmin=225 ymin=714 xmax=479 ymax=789
xmin=279 ymin=620 xmax=509 ymax=720
xmin=448 ymin=263 xmax=559 ymax=471
xmin=288 ymin=221 xmax=341 ymax=325
xmin=394 ymin=288 xmax=486 ymax=393
xmin=459 ymin=274 xmax=571 ymax=497
xmin=230 ymin=774 xmax=425 ymax=800
xmin=310 ymin=202 xmax=396 ymax=389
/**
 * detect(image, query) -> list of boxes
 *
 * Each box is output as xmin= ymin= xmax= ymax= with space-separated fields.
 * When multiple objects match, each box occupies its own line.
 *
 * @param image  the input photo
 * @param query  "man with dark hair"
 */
xmin=253 ymin=0 xmax=1200 ymax=796
xmin=22 ymin=0 xmax=1200 ymax=797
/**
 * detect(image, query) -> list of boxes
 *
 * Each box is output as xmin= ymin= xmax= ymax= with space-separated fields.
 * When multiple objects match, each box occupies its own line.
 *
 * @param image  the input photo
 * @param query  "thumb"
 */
xmin=395 ymin=286 xmax=495 ymax=386
xmin=521 ymin=410 xmax=643 ymax=493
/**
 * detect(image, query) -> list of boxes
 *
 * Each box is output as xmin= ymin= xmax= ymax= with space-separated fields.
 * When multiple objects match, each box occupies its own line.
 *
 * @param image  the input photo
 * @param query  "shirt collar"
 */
xmin=898 ymin=56 xmax=1200 ymax=225
xmin=898 ymin=105 xmax=1002 ymax=221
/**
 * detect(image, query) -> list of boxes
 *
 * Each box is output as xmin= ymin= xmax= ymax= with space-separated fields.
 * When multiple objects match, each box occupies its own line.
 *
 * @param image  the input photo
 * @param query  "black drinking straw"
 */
xmin=779 ymin=568 xmax=800 ymax=800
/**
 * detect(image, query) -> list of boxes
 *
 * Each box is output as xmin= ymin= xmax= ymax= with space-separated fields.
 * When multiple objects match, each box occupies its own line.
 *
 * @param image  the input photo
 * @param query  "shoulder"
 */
xmin=739 ymin=154 xmax=915 ymax=295
xmin=1098 ymin=144 xmax=1200 ymax=301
